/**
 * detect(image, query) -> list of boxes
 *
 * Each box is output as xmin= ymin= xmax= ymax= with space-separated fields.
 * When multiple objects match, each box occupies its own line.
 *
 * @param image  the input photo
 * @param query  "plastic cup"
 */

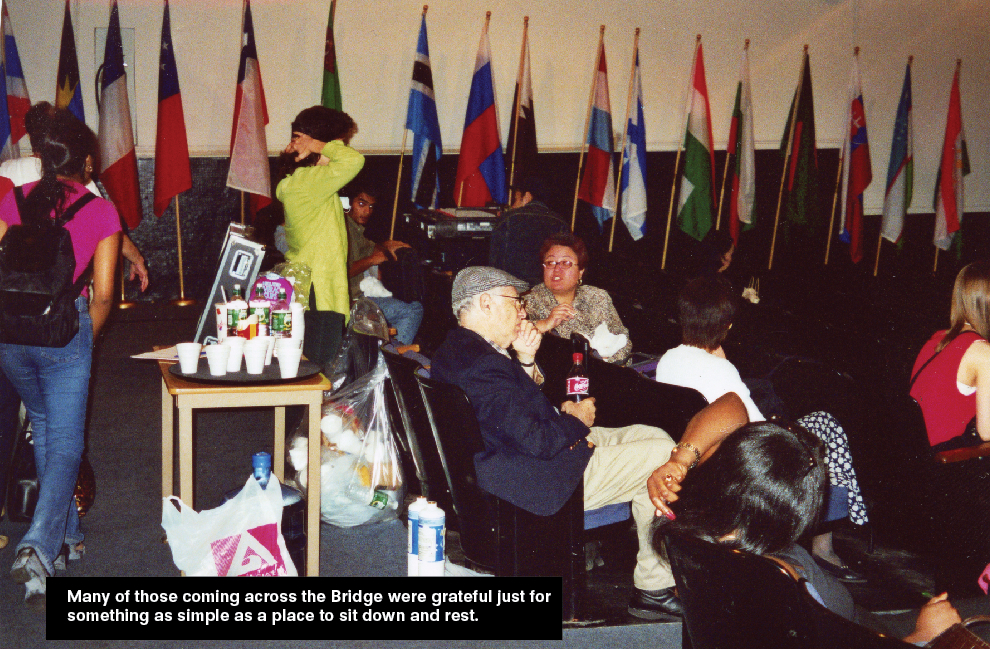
xmin=275 ymin=337 xmax=299 ymax=360
xmin=204 ymin=344 xmax=230 ymax=376
xmin=175 ymin=342 xmax=202 ymax=374
xmin=244 ymin=338 xmax=267 ymax=374
xmin=224 ymin=336 xmax=245 ymax=372
xmin=278 ymin=346 xmax=303 ymax=379
xmin=254 ymin=335 xmax=275 ymax=365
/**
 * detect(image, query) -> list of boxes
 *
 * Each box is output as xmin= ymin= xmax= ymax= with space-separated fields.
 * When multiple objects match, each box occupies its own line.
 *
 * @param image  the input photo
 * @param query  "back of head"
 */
xmin=290 ymin=106 xmax=355 ymax=143
xmin=25 ymin=101 xmax=54 ymax=151
xmin=23 ymin=109 xmax=97 ymax=221
xmin=654 ymin=421 xmax=826 ymax=556
xmin=678 ymin=276 xmax=737 ymax=350
xmin=512 ymin=175 xmax=548 ymax=203
xmin=941 ymin=261 xmax=990 ymax=352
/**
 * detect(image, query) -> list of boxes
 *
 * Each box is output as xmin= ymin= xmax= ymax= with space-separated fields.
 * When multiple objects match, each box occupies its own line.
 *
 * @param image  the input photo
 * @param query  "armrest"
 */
xmin=935 ymin=441 xmax=990 ymax=464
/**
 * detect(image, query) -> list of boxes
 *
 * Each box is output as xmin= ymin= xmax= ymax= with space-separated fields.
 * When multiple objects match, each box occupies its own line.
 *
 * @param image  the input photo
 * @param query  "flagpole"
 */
xmin=171 ymin=196 xmax=196 ymax=306
xmin=572 ymin=25 xmax=605 ymax=232
xmin=240 ymin=192 xmax=245 ymax=225
xmin=117 ymin=254 xmax=135 ymax=309
xmin=716 ymin=38 xmax=748 ymax=233
xmin=662 ymin=34 xmax=701 ymax=270
xmin=825 ymin=148 xmax=844 ymax=266
xmin=769 ymin=45 xmax=808 ymax=271
xmin=393 ymin=5 xmax=428 ymax=239
xmin=508 ymin=16 xmax=528 ymax=189
xmin=609 ymin=28 xmax=639 ymax=253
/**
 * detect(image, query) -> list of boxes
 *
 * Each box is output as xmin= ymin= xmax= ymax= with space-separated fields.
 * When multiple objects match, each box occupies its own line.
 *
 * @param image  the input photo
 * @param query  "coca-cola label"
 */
xmin=567 ymin=376 xmax=590 ymax=395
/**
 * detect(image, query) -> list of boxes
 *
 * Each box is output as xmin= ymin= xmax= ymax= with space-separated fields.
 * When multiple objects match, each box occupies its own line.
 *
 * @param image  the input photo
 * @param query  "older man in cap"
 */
xmin=431 ymin=266 xmax=747 ymax=619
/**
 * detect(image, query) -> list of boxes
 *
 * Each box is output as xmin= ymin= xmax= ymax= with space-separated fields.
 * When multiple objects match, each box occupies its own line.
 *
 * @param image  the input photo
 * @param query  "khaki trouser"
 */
xmin=584 ymin=424 xmax=676 ymax=590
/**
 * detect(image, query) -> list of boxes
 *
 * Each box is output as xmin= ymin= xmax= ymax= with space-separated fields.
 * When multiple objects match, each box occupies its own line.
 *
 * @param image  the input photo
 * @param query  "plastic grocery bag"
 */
xmin=161 ymin=474 xmax=297 ymax=576
xmin=290 ymin=358 xmax=404 ymax=527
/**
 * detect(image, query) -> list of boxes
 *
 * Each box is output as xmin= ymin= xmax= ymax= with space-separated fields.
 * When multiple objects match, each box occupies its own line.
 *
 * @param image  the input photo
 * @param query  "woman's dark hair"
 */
xmin=21 ymin=109 xmax=97 ymax=224
xmin=678 ymin=275 xmax=737 ymax=350
xmin=277 ymin=106 xmax=357 ymax=181
xmin=539 ymin=232 xmax=589 ymax=270
xmin=938 ymin=261 xmax=990 ymax=353
xmin=25 ymin=101 xmax=54 ymax=150
xmin=703 ymin=229 xmax=734 ymax=258
xmin=653 ymin=421 xmax=826 ymax=557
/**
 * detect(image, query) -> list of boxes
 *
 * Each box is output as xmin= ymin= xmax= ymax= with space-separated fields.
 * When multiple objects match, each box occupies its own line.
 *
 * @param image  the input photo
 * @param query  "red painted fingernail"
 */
xmin=665 ymin=510 xmax=676 ymax=520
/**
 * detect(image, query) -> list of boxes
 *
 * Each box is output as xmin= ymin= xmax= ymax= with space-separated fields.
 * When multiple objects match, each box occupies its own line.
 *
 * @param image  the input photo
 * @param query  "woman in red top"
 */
xmin=911 ymin=261 xmax=990 ymax=450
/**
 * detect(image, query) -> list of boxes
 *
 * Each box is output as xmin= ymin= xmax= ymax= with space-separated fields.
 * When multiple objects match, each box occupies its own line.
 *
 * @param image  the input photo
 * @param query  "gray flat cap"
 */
xmin=450 ymin=266 xmax=529 ymax=310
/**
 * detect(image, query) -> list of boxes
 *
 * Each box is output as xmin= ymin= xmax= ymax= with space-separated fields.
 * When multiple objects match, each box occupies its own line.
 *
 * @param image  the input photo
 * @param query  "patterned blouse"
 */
xmin=524 ymin=283 xmax=632 ymax=364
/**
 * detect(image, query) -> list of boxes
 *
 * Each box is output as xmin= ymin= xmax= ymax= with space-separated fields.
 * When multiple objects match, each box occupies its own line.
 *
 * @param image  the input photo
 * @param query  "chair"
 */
xmin=535 ymin=331 xmax=708 ymax=439
xmin=380 ymin=346 xmax=452 ymax=516
xmin=667 ymin=534 xmax=912 ymax=649
xmin=415 ymin=374 xmax=585 ymax=620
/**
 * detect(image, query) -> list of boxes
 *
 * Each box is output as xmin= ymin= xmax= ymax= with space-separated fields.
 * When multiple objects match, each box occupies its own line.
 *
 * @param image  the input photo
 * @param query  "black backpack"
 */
xmin=379 ymin=246 xmax=426 ymax=303
xmin=0 ymin=187 xmax=96 ymax=347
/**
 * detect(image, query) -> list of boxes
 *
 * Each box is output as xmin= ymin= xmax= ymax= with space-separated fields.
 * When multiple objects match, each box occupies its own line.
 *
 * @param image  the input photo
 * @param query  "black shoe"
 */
xmin=627 ymin=587 xmax=683 ymax=619
xmin=813 ymin=555 xmax=867 ymax=583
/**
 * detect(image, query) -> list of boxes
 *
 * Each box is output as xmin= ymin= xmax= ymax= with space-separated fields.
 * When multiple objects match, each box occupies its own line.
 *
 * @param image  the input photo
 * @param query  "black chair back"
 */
xmin=415 ymin=374 xmax=497 ymax=570
xmin=666 ymin=534 xmax=910 ymax=649
xmin=380 ymin=347 xmax=451 ymax=513
xmin=536 ymin=332 xmax=707 ymax=439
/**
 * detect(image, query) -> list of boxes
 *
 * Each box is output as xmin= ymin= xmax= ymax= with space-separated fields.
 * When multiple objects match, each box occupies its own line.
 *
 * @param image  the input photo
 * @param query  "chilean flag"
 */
xmin=3 ymin=3 xmax=29 ymax=157
xmin=98 ymin=1 xmax=142 ymax=230
xmin=453 ymin=17 xmax=505 ymax=207
xmin=226 ymin=0 xmax=271 ymax=215
xmin=154 ymin=0 xmax=191 ymax=217
xmin=578 ymin=41 xmax=615 ymax=228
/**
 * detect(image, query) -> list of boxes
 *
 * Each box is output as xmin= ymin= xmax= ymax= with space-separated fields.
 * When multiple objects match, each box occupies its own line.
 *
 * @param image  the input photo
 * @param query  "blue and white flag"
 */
xmin=406 ymin=13 xmax=443 ymax=209
xmin=880 ymin=61 xmax=913 ymax=244
xmin=620 ymin=48 xmax=647 ymax=241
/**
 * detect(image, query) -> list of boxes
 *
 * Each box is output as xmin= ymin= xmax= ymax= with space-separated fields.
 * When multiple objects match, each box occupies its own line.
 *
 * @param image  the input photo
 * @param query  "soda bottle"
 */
xmin=227 ymin=284 xmax=249 ymax=337
xmin=566 ymin=352 xmax=589 ymax=402
xmin=271 ymin=288 xmax=292 ymax=339
xmin=249 ymin=285 xmax=271 ymax=337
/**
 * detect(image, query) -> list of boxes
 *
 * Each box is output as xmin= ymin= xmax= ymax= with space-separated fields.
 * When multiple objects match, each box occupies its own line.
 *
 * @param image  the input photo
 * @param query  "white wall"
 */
xmin=8 ymin=0 xmax=990 ymax=213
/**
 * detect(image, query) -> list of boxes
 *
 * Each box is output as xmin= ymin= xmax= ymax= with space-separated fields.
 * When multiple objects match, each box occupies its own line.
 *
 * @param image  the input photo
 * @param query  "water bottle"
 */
xmin=407 ymin=497 xmax=429 ymax=576
xmin=252 ymin=452 xmax=272 ymax=489
xmin=417 ymin=502 xmax=446 ymax=577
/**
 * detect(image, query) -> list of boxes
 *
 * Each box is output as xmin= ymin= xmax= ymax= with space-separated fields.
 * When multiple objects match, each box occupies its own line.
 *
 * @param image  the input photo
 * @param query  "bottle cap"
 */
xmin=572 ymin=353 xmax=583 ymax=363
xmin=252 ymin=451 xmax=272 ymax=472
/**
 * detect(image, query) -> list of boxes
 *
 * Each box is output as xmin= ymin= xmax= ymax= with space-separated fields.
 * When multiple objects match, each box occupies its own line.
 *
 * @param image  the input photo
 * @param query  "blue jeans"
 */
xmin=0 ymin=296 xmax=91 ymax=574
xmin=369 ymin=297 xmax=424 ymax=345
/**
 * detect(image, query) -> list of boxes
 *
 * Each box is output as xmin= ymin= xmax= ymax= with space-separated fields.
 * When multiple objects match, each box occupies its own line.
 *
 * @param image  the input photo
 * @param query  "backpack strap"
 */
xmin=55 ymin=192 xmax=97 ymax=227
xmin=910 ymin=330 xmax=983 ymax=388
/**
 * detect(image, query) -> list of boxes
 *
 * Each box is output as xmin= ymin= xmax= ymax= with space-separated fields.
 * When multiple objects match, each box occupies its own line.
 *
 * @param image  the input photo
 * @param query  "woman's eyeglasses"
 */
xmin=543 ymin=260 xmax=575 ymax=269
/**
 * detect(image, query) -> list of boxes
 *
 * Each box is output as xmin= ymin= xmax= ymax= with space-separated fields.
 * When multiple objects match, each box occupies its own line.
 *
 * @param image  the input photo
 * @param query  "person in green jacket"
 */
xmin=276 ymin=106 xmax=364 ymax=317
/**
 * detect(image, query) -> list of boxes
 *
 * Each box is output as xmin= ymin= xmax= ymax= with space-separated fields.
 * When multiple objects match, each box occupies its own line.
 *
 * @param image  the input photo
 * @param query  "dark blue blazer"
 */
xmin=432 ymin=327 xmax=592 ymax=516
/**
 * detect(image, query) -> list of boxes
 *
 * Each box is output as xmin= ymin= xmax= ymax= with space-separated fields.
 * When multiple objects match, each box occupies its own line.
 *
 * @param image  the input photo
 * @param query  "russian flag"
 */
xmin=578 ymin=41 xmax=615 ymax=228
xmin=154 ymin=0 xmax=191 ymax=218
xmin=98 ymin=1 xmax=142 ymax=230
xmin=454 ymin=17 xmax=505 ymax=207
xmin=226 ymin=0 xmax=271 ymax=216
xmin=3 ymin=3 xmax=29 ymax=157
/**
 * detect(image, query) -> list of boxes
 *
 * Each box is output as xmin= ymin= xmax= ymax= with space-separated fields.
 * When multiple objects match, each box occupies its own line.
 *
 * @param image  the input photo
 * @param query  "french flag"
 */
xmin=226 ymin=0 xmax=271 ymax=216
xmin=154 ymin=0 xmax=191 ymax=217
xmin=578 ymin=41 xmax=615 ymax=228
xmin=98 ymin=1 xmax=142 ymax=230
xmin=3 ymin=3 xmax=29 ymax=157
xmin=453 ymin=16 xmax=505 ymax=207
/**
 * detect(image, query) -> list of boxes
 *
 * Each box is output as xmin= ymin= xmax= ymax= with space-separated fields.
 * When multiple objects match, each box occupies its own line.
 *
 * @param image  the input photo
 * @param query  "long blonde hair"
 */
xmin=937 ymin=261 xmax=990 ymax=353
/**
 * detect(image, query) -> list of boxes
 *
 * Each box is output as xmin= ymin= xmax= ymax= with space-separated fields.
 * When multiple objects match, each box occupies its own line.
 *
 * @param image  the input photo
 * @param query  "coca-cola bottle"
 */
xmin=566 ymin=352 xmax=589 ymax=402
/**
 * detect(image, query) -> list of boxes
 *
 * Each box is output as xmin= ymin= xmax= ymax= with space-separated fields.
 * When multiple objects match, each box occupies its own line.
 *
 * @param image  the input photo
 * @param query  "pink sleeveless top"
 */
xmin=910 ymin=330 xmax=983 ymax=446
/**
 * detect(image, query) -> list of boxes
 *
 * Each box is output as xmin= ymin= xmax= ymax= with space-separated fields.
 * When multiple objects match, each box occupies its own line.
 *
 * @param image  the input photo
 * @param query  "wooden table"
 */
xmin=157 ymin=357 xmax=330 ymax=576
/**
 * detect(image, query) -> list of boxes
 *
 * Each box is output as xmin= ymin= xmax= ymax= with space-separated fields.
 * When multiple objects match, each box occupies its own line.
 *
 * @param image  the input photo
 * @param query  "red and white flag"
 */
xmin=226 ymin=0 xmax=271 ymax=211
xmin=933 ymin=62 xmax=970 ymax=251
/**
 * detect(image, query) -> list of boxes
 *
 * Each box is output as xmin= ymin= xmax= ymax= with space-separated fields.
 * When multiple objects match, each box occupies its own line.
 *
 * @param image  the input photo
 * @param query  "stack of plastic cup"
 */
xmin=204 ymin=344 xmax=230 ymax=376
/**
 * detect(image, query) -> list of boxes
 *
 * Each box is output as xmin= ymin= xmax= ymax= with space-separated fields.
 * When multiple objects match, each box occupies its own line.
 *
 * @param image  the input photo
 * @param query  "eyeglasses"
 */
xmin=493 ymin=294 xmax=525 ymax=310
xmin=543 ymin=260 xmax=575 ymax=269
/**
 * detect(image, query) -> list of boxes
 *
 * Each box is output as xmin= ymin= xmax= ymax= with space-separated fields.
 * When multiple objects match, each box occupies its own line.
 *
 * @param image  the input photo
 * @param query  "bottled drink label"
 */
xmin=566 ymin=376 xmax=590 ymax=397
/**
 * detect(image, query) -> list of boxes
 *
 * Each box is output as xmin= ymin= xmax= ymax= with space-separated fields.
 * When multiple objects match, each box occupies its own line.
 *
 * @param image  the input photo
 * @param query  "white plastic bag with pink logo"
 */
xmin=161 ymin=475 xmax=297 ymax=576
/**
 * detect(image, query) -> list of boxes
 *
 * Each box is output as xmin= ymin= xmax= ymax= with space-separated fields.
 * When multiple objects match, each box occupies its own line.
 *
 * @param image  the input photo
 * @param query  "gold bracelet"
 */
xmin=673 ymin=442 xmax=702 ymax=470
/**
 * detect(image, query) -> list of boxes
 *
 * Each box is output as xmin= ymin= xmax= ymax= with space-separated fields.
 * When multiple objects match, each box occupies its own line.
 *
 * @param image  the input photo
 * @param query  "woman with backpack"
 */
xmin=0 ymin=110 xmax=121 ymax=607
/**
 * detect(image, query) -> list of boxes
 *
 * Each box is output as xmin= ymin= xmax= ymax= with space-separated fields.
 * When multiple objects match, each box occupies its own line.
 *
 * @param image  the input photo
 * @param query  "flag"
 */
xmin=779 ymin=50 xmax=820 ymax=239
xmin=0 ymin=38 xmax=11 ymax=162
xmin=677 ymin=41 xmax=715 ymax=241
xmin=405 ymin=13 xmax=442 ymax=209
xmin=454 ymin=18 xmax=505 ymax=207
xmin=933 ymin=63 xmax=970 ymax=251
xmin=881 ymin=61 xmax=913 ymax=244
xmin=505 ymin=21 xmax=537 ymax=188
xmin=3 ymin=3 xmax=30 ymax=156
xmin=226 ymin=0 xmax=271 ymax=214
xmin=55 ymin=0 xmax=84 ymax=122
xmin=619 ymin=47 xmax=647 ymax=241
xmin=726 ymin=44 xmax=755 ymax=245
xmin=154 ymin=0 xmax=192 ymax=218
xmin=98 ymin=1 xmax=142 ymax=230
xmin=838 ymin=53 xmax=872 ymax=264
xmin=320 ymin=0 xmax=341 ymax=111
xmin=577 ymin=41 xmax=615 ymax=228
